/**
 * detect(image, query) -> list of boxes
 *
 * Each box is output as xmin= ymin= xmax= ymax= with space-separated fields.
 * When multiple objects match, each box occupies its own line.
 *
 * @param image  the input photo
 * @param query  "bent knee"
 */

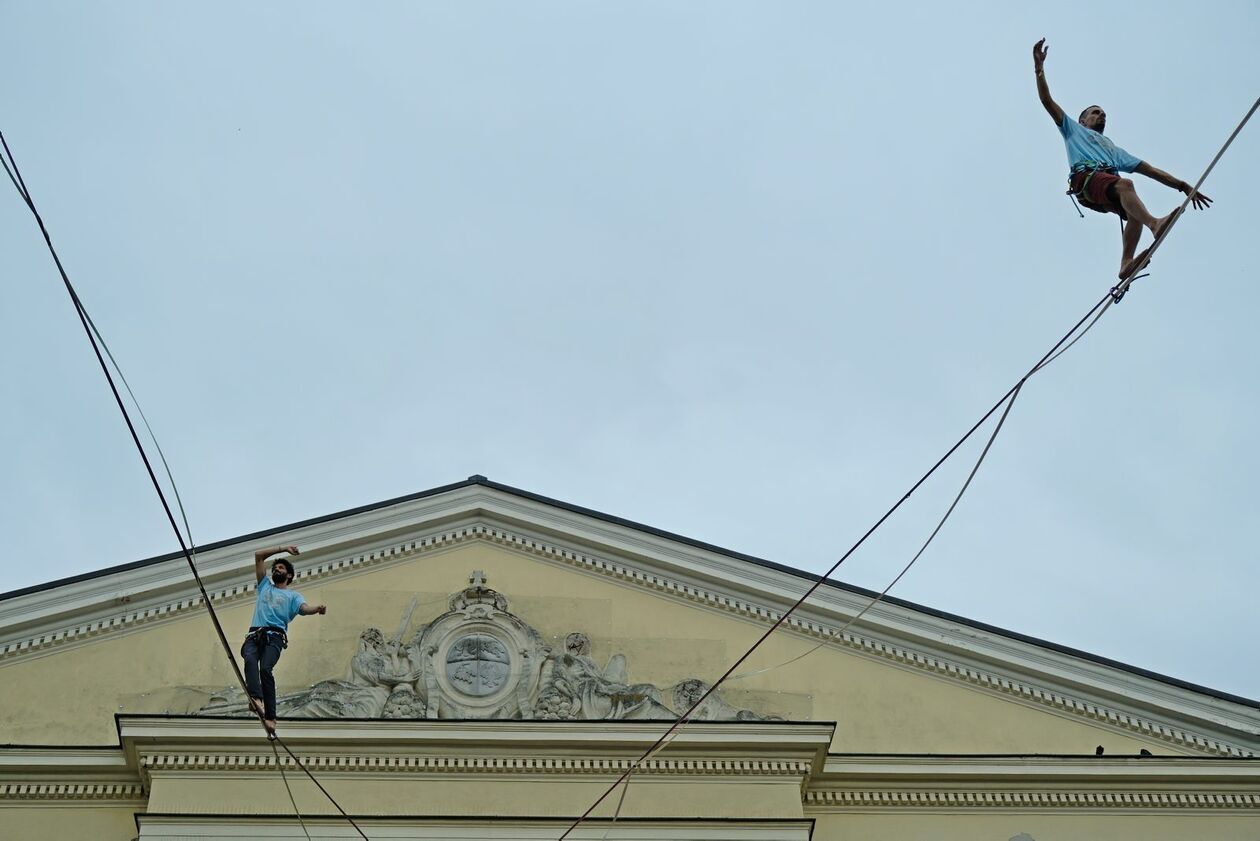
xmin=1115 ymin=178 xmax=1135 ymax=191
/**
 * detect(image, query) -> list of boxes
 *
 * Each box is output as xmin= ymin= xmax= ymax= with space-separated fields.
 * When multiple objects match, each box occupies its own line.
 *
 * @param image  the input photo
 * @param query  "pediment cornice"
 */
xmin=116 ymin=716 xmax=833 ymax=792
xmin=806 ymin=754 xmax=1260 ymax=812
xmin=0 ymin=746 xmax=145 ymax=804
xmin=2 ymin=486 xmax=1257 ymax=758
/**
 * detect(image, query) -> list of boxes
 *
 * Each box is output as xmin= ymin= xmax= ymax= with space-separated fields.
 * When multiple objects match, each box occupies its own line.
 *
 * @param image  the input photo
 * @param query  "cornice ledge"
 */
xmin=0 ymin=781 xmax=145 ymax=802
xmin=117 ymin=715 xmax=834 ymax=745
xmin=803 ymin=788 xmax=1260 ymax=810
xmin=0 ymin=746 xmax=129 ymax=773
xmin=118 ymin=716 xmax=835 ymax=776
xmin=817 ymin=755 xmax=1260 ymax=783
xmin=140 ymin=753 xmax=814 ymax=778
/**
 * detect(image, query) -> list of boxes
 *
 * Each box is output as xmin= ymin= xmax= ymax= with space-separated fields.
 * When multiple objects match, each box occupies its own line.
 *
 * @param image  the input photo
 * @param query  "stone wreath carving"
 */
xmin=198 ymin=571 xmax=779 ymax=721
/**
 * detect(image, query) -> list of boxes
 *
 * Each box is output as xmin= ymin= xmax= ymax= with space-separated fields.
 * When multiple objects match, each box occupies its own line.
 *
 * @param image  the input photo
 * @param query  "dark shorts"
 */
xmin=1069 ymin=169 xmax=1127 ymax=220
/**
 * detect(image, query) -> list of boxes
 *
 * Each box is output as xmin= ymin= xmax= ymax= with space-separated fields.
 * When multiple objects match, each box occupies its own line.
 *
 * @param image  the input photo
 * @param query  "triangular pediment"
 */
xmin=2 ymin=477 xmax=1257 ymax=757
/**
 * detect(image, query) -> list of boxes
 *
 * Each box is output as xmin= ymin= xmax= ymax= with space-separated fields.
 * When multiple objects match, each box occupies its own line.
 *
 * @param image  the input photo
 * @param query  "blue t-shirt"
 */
xmin=250 ymin=575 xmax=305 ymax=631
xmin=1059 ymin=114 xmax=1141 ymax=174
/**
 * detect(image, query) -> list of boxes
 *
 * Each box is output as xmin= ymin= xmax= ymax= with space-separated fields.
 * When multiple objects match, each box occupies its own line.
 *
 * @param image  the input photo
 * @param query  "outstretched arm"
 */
xmin=1033 ymin=39 xmax=1065 ymax=126
xmin=1135 ymin=162 xmax=1213 ymax=209
xmin=298 ymin=603 xmax=327 ymax=616
xmin=254 ymin=545 xmax=299 ymax=583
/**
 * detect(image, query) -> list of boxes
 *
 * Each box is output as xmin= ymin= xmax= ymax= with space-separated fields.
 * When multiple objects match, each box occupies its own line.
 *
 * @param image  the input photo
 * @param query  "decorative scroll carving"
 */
xmin=198 ymin=572 xmax=779 ymax=722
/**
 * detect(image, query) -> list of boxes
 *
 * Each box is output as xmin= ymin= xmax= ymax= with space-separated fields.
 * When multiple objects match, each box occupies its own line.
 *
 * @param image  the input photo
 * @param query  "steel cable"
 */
xmin=1 ymin=132 xmax=370 ymax=841
xmin=557 ymin=94 xmax=1258 ymax=840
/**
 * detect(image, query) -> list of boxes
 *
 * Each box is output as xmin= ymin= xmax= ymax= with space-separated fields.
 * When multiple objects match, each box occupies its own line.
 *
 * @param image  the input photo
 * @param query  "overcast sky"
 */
xmin=2 ymin=2 xmax=1257 ymax=700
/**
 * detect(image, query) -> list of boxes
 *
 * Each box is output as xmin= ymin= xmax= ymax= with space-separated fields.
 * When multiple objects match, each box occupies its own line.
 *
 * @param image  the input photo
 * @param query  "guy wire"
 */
xmin=728 ymin=379 xmax=1025 ymax=683
xmin=1 ymin=132 xmax=370 ymax=841
xmin=557 ymin=94 xmax=1258 ymax=840
xmin=271 ymin=737 xmax=315 ymax=841
xmin=557 ymin=290 xmax=1112 ymax=839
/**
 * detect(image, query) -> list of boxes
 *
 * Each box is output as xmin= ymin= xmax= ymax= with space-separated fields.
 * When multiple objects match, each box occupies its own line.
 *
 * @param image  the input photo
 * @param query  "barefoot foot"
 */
xmin=1152 ymin=207 xmax=1182 ymax=242
xmin=1119 ymin=247 xmax=1153 ymax=281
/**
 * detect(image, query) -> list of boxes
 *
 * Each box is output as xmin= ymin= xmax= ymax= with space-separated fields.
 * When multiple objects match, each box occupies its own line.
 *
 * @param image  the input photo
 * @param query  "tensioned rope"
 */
xmin=594 ymin=380 xmax=1031 ymax=833
xmin=559 ymin=272 xmax=1109 ymax=840
xmin=727 ymin=123 xmax=1252 ymax=683
xmin=271 ymin=737 xmax=315 ymax=841
xmin=78 ymin=311 xmax=318 ymax=841
xmin=557 ymin=94 xmax=1258 ymax=840
xmin=727 ymin=380 xmax=1026 ymax=684
xmin=89 ymin=299 xmax=321 ymax=841
xmin=1039 ymin=95 xmax=1260 ymax=373
xmin=1 ymin=132 xmax=368 ymax=841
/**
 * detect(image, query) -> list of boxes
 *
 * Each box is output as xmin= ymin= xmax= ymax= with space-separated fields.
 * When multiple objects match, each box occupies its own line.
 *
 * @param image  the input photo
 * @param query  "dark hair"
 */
xmin=271 ymin=558 xmax=296 ymax=584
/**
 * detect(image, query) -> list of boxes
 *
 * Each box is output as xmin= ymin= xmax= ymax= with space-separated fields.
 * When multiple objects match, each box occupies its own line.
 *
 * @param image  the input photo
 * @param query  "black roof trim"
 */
xmin=6 ymin=475 xmax=1257 ymax=711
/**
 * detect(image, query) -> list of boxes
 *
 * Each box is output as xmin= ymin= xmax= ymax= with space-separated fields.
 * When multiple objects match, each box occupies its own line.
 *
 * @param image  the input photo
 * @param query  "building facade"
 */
xmin=2 ymin=476 xmax=1257 ymax=839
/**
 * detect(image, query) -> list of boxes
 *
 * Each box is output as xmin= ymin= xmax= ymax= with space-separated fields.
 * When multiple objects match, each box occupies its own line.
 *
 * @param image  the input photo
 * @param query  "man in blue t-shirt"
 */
xmin=1033 ymin=39 xmax=1212 ymax=281
xmin=243 ymin=546 xmax=326 ymax=733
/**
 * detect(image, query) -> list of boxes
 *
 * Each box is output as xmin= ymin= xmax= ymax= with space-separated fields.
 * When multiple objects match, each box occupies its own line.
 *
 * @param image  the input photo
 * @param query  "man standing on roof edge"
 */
xmin=1033 ymin=38 xmax=1211 ymax=280
xmin=244 ymin=546 xmax=325 ymax=734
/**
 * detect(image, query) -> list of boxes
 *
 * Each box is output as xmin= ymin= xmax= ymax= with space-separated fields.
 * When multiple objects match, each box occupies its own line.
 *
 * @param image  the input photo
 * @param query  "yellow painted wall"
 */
xmin=0 ymin=805 xmax=138 ymax=841
xmin=0 ymin=541 xmax=1181 ymax=755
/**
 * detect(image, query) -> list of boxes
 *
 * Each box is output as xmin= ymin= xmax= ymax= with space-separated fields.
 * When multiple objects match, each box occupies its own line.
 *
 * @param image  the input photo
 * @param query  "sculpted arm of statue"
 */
xmin=254 ymin=545 xmax=299 ymax=583
xmin=602 ymin=653 xmax=628 ymax=685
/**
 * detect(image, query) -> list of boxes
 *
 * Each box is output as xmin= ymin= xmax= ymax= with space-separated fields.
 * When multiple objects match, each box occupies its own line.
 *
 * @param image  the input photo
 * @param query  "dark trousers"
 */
xmin=241 ymin=629 xmax=285 ymax=720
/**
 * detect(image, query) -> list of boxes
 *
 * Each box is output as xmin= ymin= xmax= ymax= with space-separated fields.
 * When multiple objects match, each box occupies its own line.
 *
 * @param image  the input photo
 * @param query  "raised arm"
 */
xmin=1134 ymin=161 xmax=1213 ymax=209
xmin=254 ymin=545 xmax=299 ymax=583
xmin=1033 ymin=39 xmax=1065 ymax=126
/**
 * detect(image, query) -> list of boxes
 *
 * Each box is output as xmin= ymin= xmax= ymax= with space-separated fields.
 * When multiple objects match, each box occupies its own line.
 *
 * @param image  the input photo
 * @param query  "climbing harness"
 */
xmin=1066 ymin=161 xmax=1123 ymax=219
xmin=247 ymin=626 xmax=290 ymax=650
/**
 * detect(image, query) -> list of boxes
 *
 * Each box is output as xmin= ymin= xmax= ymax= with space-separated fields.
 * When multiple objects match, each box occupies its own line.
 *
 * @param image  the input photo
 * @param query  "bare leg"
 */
xmin=1112 ymin=178 xmax=1160 ymax=231
xmin=1120 ymin=218 xmax=1142 ymax=265
xmin=1113 ymin=179 xmax=1177 ymax=280
xmin=1118 ymin=218 xmax=1148 ymax=278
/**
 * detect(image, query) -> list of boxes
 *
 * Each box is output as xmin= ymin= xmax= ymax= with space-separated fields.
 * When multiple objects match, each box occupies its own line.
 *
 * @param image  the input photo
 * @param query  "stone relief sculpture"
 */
xmin=198 ymin=571 xmax=780 ymax=722
xmin=535 ymin=632 xmax=674 ymax=720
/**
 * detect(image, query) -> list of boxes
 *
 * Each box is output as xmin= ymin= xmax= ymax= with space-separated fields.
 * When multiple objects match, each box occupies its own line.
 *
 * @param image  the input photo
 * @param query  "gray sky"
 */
xmin=3 ymin=2 xmax=1257 ymax=700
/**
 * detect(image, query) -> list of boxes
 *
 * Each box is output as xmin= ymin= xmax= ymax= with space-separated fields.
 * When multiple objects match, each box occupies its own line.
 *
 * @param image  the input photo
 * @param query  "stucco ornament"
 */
xmin=535 ymin=632 xmax=674 ymax=720
xmin=198 ymin=571 xmax=778 ymax=722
